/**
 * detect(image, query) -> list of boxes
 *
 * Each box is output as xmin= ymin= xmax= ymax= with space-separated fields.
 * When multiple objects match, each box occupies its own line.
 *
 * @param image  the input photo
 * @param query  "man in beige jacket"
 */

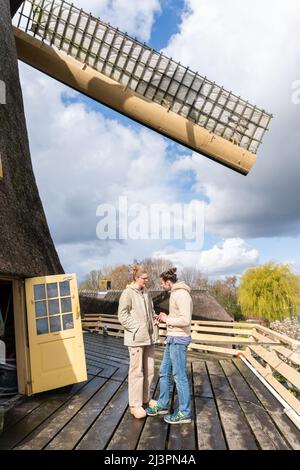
xmin=118 ymin=266 xmax=158 ymax=419
xmin=146 ymin=267 xmax=193 ymax=424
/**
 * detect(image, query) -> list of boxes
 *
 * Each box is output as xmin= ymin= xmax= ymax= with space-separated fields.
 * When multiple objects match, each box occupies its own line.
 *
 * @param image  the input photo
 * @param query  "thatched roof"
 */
xmin=79 ymin=288 xmax=233 ymax=322
xmin=79 ymin=289 xmax=169 ymax=316
xmin=0 ymin=2 xmax=63 ymax=278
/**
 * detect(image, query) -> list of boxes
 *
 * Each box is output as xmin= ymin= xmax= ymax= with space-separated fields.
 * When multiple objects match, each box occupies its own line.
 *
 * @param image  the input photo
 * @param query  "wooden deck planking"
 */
xmin=0 ymin=378 xmax=94 ymax=450
xmin=46 ymin=379 xmax=125 ymax=450
xmin=0 ymin=333 xmax=300 ymax=450
xmin=15 ymin=376 xmax=108 ymax=450
xmin=107 ymin=375 xmax=159 ymax=450
xmin=220 ymin=361 xmax=291 ymax=450
xmin=167 ymin=363 xmax=196 ymax=450
xmin=137 ymin=383 xmax=173 ymax=450
xmin=233 ymin=358 xmax=300 ymax=450
xmin=192 ymin=361 xmax=227 ymax=450
xmin=76 ymin=381 xmax=129 ymax=450
xmin=206 ymin=361 xmax=258 ymax=450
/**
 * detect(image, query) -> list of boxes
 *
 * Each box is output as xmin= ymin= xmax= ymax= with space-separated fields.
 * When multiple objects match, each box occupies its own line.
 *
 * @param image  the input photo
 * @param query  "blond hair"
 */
xmin=132 ymin=264 xmax=147 ymax=281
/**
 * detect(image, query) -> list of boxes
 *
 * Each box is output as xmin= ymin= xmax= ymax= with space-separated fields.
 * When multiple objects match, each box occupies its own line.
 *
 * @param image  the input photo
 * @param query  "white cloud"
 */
xmin=19 ymin=62 xmax=204 ymax=280
xmin=164 ymin=0 xmax=300 ymax=239
xmin=64 ymin=0 xmax=161 ymax=42
xmin=17 ymin=0 xmax=300 ymax=280
xmin=153 ymin=238 xmax=260 ymax=277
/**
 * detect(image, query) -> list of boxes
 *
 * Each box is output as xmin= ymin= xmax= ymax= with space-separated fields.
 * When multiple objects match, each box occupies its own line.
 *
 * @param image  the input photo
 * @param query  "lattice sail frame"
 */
xmin=15 ymin=0 xmax=272 ymax=169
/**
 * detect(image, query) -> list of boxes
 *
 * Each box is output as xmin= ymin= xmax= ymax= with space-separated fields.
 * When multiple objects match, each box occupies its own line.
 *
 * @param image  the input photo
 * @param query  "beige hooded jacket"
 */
xmin=118 ymin=283 xmax=159 ymax=347
xmin=166 ymin=281 xmax=193 ymax=337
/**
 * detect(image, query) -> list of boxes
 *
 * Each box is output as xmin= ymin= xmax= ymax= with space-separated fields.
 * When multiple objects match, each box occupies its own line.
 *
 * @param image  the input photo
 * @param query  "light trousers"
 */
xmin=128 ymin=345 xmax=155 ymax=407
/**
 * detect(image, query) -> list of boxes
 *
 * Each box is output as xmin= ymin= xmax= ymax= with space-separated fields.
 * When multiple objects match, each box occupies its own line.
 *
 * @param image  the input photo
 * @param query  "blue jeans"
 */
xmin=157 ymin=341 xmax=191 ymax=417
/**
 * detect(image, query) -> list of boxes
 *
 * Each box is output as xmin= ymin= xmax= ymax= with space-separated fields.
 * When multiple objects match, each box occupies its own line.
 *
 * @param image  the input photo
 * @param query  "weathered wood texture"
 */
xmin=0 ymin=333 xmax=299 ymax=450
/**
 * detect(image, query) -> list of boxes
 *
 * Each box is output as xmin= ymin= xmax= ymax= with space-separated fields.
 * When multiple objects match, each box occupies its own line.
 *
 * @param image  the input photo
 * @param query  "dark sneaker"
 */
xmin=146 ymin=401 xmax=169 ymax=416
xmin=164 ymin=410 xmax=192 ymax=424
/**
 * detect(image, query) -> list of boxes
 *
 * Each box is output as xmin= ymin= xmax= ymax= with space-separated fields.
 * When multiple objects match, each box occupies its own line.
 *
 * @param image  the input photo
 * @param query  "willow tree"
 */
xmin=238 ymin=262 xmax=300 ymax=323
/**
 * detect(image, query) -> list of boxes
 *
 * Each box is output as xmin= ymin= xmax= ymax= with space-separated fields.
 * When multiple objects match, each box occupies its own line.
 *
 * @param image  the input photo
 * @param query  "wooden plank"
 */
xmin=250 ymin=331 xmax=300 ymax=367
xmin=85 ymin=365 xmax=103 ymax=376
xmin=219 ymin=360 xmax=260 ymax=404
xmin=237 ymin=401 xmax=290 ymax=450
xmin=206 ymin=360 xmax=258 ymax=450
xmin=168 ymin=363 xmax=196 ymax=450
xmin=0 ymin=379 xmax=91 ymax=450
xmin=2 ymin=396 xmax=50 ymax=433
xmin=137 ymin=379 xmax=176 ymax=450
xmin=216 ymin=398 xmax=258 ymax=450
xmin=194 ymin=397 xmax=227 ymax=450
xmin=84 ymin=340 xmax=128 ymax=354
xmin=108 ymin=375 xmax=159 ymax=450
xmin=86 ymin=336 xmax=127 ymax=349
xmin=84 ymin=341 xmax=128 ymax=354
xmin=234 ymin=359 xmax=300 ymax=450
xmin=190 ymin=326 xmax=253 ymax=335
xmin=192 ymin=361 xmax=213 ymax=398
xmin=84 ymin=339 xmax=128 ymax=352
xmin=85 ymin=350 xmax=129 ymax=366
xmin=98 ymin=331 xmax=124 ymax=338
xmin=220 ymin=361 xmax=290 ymax=450
xmin=94 ymin=364 xmax=117 ymax=379
xmin=243 ymin=350 xmax=300 ymax=415
xmin=206 ymin=361 xmax=236 ymax=401
xmin=110 ymin=365 xmax=129 ymax=383
xmin=248 ymin=345 xmax=300 ymax=390
xmin=189 ymin=343 xmax=240 ymax=357
xmin=191 ymin=320 xmax=259 ymax=328
xmin=46 ymin=379 xmax=123 ymax=450
xmin=191 ymin=333 xmax=253 ymax=344
xmin=15 ymin=376 xmax=107 ymax=450
xmin=272 ymin=346 xmax=300 ymax=367
xmin=255 ymin=325 xmax=299 ymax=348
xmin=107 ymin=411 xmax=145 ymax=451
xmin=76 ymin=381 xmax=129 ymax=450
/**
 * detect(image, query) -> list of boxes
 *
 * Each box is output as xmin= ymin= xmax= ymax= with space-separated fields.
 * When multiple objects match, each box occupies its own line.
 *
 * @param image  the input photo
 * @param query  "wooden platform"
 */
xmin=0 ymin=333 xmax=299 ymax=450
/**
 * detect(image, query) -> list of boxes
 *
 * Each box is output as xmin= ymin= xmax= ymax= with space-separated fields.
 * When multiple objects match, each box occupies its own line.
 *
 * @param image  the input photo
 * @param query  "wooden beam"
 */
xmin=14 ymin=27 xmax=256 ymax=175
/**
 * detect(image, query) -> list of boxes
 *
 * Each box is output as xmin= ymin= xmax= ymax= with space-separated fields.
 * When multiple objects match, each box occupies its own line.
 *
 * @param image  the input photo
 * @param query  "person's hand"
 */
xmin=158 ymin=312 xmax=168 ymax=323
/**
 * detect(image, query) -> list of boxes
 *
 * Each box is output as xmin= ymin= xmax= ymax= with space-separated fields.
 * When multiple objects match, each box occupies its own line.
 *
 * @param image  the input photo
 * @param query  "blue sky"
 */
xmin=17 ymin=0 xmax=300 ymax=281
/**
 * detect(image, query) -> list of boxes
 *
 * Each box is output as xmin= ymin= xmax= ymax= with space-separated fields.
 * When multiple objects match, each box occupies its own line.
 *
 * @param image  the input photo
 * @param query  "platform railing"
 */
xmin=82 ymin=313 xmax=300 ymax=419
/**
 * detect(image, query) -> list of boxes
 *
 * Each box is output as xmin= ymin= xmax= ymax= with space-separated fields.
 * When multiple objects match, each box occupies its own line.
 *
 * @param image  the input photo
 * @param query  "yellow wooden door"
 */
xmin=25 ymin=273 xmax=87 ymax=394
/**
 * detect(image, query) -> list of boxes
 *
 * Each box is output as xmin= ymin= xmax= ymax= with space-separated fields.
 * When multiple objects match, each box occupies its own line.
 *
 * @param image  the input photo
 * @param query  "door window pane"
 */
xmin=47 ymin=283 xmax=58 ymax=298
xmin=48 ymin=299 xmax=60 ymax=316
xmin=34 ymin=284 xmax=46 ymax=300
xmin=61 ymin=297 xmax=72 ymax=313
xmin=35 ymin=301 xmax=47 ymax=318
xmin=50 ymin=316 xmax=61 ymax=332
xmin=59 ymin=281 xmax=71 ymax=297
xmin=62 ymin=314 xmax=74 ymax=330
xmin=36 ymin=318 xmax=49 ymax=335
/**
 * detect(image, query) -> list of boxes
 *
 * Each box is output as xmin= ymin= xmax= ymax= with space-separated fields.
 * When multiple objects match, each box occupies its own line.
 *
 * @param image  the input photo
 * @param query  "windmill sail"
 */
xmin=14 ymin=0 xmax=272 ymax=174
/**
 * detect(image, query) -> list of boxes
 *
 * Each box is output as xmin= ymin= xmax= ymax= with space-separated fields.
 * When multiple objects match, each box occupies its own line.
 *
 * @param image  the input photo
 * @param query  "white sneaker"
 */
xmin=130 ymin=406 xmax=146 ymax=419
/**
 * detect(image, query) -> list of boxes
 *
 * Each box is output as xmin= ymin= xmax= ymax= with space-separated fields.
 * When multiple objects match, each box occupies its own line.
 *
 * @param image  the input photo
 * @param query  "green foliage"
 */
xmin=238 ymin=262 xmax=300 ymax=324
xmin=209 ymin=276 xmax=244 ymax=321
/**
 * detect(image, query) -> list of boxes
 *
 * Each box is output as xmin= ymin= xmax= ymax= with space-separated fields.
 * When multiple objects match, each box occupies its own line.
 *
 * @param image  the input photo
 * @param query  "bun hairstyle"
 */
xmin=160 ymin=267 xmax=177 ymax=283
xmin=132 ymin=264 xmax=146 ymax=281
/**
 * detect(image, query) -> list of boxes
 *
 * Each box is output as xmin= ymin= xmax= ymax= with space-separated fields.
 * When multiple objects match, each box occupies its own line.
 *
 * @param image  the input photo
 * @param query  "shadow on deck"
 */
xmin=0 ymin=333 xmax=299 ymax=450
